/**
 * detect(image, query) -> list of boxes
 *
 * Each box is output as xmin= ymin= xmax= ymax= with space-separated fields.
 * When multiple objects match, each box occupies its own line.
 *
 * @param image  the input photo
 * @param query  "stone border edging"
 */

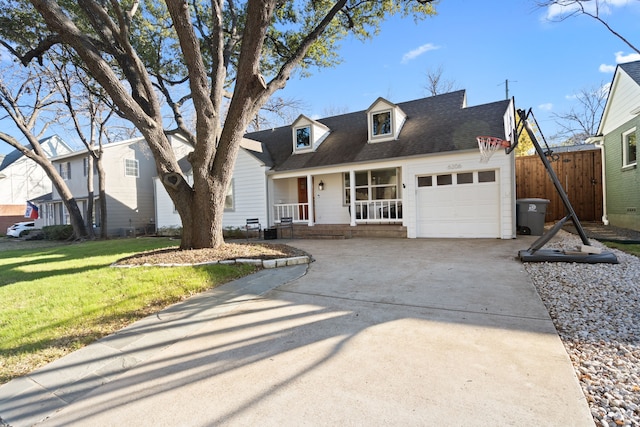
xmin=111 ymin=255 xmax=311 ymax=269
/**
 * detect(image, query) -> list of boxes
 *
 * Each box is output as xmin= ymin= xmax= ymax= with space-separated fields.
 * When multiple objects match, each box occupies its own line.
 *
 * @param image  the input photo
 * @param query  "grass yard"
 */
xmin=0 ymin=238 xmax=257 ymax=385
xmin=604 ymin=241 xmax=640 ymax=258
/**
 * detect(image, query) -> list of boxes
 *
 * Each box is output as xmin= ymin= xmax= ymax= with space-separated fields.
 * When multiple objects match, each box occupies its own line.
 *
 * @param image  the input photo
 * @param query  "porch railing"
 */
xmin=273 ymin=203 xmax=309 ymax=223
xmin=273 ymin=200 xmax=403 ymax=224
xmin=353 ymin=199 xmax=403 ymax=223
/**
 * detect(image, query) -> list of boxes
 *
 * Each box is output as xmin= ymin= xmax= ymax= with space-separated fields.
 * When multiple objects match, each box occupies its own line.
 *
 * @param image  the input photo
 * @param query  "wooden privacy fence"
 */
xmin=515 ymin=148 xmax=603 ymax=222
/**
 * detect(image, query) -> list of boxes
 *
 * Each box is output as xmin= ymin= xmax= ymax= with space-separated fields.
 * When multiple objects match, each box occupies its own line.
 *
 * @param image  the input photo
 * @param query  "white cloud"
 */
xmin=599 ymin=63 xmax=616 ymax=73
xmin=538 ymin=103 xmax=553 ymax=111
xmin=401 ymin=43 xmax=440 ymax=64
xmin=614 ymin=51 xmax=640 ymax=63
xmin=599 ymin=51 xmax=640 ymax=73
xmin=544 ymin=0 xmax=634 ymax=20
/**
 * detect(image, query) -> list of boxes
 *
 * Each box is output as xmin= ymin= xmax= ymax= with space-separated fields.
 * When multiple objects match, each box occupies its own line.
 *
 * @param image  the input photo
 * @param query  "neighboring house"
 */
xmin=156 ymin=90 xmax=517 ymax=239
xmin=591 ymin=60 xmax=640 ymax=231
xmin=0 ymin=135 xmax=73 ymax=232
xmin=46 ymin=134 xmax=192 ymax=236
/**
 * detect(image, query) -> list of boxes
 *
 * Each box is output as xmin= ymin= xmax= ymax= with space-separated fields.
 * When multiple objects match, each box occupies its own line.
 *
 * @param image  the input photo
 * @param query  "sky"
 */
xmin=1 ymin=0 xmax=640 ymax=156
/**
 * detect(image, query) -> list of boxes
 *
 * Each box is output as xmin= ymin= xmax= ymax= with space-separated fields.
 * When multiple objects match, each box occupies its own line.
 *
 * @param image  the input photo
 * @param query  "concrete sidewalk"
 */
xmin=1 ymin=238 xmax=594 ymax=426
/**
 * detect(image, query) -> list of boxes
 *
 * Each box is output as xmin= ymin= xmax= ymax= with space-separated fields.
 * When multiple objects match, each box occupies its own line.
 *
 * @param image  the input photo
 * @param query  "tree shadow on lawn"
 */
xmin=0 ymin=238 xmax=178 ymax=287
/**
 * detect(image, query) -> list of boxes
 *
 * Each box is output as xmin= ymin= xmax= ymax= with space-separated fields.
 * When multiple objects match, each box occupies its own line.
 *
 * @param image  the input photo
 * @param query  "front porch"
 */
xmin=271 ymin=222 xmax=407 ymax=239
xmin=272 ymin=199 xmax=403 ymax=225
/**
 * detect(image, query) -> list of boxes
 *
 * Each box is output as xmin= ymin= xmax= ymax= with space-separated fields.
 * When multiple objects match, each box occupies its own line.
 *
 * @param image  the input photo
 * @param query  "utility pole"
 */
xmin=499 ymin=79 xmax=517 ymax=100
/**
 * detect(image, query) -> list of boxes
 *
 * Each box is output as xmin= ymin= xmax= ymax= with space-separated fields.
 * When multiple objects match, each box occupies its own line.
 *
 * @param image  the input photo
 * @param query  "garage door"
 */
xmin=416 ymin=170 xmax=500 ymax=238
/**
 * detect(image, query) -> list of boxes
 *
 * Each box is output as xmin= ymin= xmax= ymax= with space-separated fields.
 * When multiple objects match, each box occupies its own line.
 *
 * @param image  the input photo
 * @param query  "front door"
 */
xmin=297 ymin=177 xmax=310 ymax=220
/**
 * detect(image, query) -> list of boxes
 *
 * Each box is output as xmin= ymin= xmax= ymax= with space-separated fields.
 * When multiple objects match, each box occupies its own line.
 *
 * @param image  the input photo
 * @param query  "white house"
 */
xmin=0 ymin=135 xmax=73 ymax=231
xmin=155 ymin=90 xmax=517 ymax=239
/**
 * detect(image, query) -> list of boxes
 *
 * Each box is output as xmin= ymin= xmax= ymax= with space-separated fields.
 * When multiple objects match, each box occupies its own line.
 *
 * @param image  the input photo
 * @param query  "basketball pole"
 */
xmin=515 ymin=108 xmax=617 ymax=264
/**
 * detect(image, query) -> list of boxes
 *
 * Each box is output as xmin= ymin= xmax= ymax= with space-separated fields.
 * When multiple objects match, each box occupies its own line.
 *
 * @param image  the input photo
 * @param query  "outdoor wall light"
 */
xmin=318 ymin=180 xmax=325 ymax=191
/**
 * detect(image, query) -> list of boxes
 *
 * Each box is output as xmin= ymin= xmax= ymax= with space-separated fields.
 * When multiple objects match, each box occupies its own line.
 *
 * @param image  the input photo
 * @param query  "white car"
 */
xmin=6 ymin=221 xmax=37 ymax=238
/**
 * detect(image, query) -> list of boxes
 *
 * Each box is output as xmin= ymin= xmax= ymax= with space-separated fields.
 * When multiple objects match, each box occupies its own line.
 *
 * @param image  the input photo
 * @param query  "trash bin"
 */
xmin=263 ymin=228 xmax=277 ymax=240
xmin=516 ymin=198 xmax=550 ymax=236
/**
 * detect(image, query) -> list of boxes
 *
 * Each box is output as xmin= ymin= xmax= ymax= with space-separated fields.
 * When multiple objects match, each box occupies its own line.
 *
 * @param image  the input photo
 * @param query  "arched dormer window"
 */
xmin=367 ymin=98 xmax=406 ymax=143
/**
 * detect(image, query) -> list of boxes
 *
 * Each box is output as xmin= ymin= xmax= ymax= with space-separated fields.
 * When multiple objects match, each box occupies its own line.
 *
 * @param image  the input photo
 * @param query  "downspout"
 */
xmin=591 ymin=136 xmax=609 ymax=225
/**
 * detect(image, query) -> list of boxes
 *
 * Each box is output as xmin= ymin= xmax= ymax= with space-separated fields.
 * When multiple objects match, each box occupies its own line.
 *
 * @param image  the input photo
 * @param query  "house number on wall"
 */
xmin=447 ymin=163 xmax=462 ymax=170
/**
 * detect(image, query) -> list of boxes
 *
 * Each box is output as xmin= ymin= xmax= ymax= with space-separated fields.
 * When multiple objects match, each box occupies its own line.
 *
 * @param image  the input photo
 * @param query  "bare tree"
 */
xmin=322 ymin=104 xmax=350 ymax=117
xmin=424 ymin=65 xmax=459 ymax=96
xmin=247 ymin=96 xmax=308 ymax=132
xmin=49 ymin=58 xmax=113 ymax=238
xmin=551 ymin=82 xmax=608 ymax=145
xmin=0 ymin=66 xmax=89 ymax=239
xmin=537 ymin=0 xmax=639 ymax=54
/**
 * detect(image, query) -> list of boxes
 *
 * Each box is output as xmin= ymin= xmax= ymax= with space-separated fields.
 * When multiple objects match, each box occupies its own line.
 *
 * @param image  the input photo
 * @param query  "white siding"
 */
xmin=403 ymin=148 xmax=515 ymax=239
xmin=311 ymin=173 xmax=350 ymax=224
xmin=222 ymin=148 xmax=268 ymax=229
xmin=155 ymin=147 xmax=269 ymax=231
xmin=600 ymin=70 xmax=640 ymax=135
xmin=0 ymin=157 xmax=51 ymax=204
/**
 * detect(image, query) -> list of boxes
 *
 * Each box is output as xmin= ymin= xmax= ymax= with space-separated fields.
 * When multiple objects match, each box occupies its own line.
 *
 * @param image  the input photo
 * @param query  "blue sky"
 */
xmin=1 ymin=0 xmax=639 ymax=155
xmin=279 ymin=0 xmax=640 ymax=140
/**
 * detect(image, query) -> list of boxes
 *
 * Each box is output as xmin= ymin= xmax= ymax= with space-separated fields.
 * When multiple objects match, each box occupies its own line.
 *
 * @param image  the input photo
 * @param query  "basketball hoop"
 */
xmin=476 ymin=136 xmax=511 ymax=163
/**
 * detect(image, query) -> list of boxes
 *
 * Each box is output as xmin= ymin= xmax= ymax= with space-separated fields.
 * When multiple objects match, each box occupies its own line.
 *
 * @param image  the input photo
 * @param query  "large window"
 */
xmin=344 ymin=168 xmax=399 ymax=204
xmin=623 ymin=128 xmax=637 ymax=167
xmin=125 ymin=158 xmax=139 ymax=177
xmin=295 ymin=126 xmax=311 ymax=150
xmin=372 ymin=111 xmax=391 ymax=136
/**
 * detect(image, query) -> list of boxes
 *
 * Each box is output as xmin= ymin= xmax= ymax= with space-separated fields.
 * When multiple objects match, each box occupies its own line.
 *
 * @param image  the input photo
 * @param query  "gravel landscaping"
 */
xmin=524 ymin=231 xmax=640 ymax=427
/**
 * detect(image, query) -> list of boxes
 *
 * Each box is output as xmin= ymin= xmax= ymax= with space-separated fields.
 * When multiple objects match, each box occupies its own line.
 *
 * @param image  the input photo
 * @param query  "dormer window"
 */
xmin=296 ymin=126 xmax=311 ymax=150
xmin=367 ymin=97 xmax=406 ymax=143
xmin=292 ymin=115 xmax=330 ymax=154
xmin=372 ymin=111 xmax=391 ymax=136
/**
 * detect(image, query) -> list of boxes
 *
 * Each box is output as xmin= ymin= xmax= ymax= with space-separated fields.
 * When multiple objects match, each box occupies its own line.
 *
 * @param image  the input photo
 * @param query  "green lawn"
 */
xmin=604 ymin=241 xmax=640 ymax=258
xmin=0 ymin=238 xmax=257 ymax=384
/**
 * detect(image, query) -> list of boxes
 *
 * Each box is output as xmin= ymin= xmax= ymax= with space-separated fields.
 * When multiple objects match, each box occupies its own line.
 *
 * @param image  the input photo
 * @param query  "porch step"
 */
xmin=286 ymin=224 xmax=406 ymax=239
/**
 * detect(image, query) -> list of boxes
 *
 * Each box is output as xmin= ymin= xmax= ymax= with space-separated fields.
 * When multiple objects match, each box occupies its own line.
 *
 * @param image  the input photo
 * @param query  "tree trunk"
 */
xmin=47 ymin=171 xmax=88 ymax=239
xmin=86 ymin=154 xmax=95 ymax=239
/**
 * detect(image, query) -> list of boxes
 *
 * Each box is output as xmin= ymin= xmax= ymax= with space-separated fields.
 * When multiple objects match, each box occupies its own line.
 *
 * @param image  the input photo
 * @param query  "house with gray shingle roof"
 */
xmin=590 ymin=60 xmax=640 ymax=232
xmin=0 ymin=135 xmax=73 ymax=232
xmin=155 ymin=90 xmax=518 ymax=239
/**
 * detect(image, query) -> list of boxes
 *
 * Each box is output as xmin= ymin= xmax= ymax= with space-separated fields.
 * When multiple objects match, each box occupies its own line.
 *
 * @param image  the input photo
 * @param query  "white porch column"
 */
xmin=349 ymin=170 xmax=356 ymax=226
xmin=306 ymin=174 xmax=314 ymax=226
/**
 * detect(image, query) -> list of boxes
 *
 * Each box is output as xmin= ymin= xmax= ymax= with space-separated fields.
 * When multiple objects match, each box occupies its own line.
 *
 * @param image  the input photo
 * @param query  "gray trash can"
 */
xmin=516 ymin=198 xmax=550 ymax=236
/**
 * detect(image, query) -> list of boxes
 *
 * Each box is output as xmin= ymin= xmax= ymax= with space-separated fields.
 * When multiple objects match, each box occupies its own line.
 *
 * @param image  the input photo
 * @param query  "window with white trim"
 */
xmin=372 ymin=111 xmax=391 ymax=136
xmin=125 ymin=158 xmax=139 ymax=177
xmin=59 ymin=162 xmax=71 ymax=180
xmin=344 ymin=168 xmax=399 ymax=204
xmin=623 ymin=128 xmax=637 ymax=167
xmin=295 ymin=125 xmax=311 ymax=151
xmin=417 ymin=171 xmax=496 ymax=187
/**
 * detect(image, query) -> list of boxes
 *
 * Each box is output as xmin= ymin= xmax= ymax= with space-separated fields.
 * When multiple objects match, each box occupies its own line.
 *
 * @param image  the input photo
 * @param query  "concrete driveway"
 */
xmin=1 ymin=238 xmax=593 ymax=426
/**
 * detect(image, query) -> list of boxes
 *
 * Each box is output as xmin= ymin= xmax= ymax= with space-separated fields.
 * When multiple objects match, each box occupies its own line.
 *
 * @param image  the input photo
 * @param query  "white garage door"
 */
xmin=416 ymin=170 xmax=500 ymax=238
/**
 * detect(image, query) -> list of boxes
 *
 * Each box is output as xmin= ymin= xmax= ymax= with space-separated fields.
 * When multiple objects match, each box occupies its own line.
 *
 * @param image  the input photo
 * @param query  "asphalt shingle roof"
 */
xmin=245 ymin=90 xmax=511 ymax=172
xmin=620 ymin=60 xmax=640 ymax=85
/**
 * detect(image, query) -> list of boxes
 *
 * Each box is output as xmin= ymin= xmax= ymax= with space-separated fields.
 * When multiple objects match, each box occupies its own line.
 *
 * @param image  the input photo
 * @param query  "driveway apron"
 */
xmin=3 ymin=238 xmax=593 ymax=426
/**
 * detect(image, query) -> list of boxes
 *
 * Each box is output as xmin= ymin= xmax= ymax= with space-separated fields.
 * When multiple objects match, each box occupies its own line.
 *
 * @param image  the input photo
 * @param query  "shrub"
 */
xmin=42 ymin=225 xmax=74 ymax=241
xmin=157 ymin=226 xmax=182 ymax=238
xmin=223 ymin=226 xmax=245 ymax=239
